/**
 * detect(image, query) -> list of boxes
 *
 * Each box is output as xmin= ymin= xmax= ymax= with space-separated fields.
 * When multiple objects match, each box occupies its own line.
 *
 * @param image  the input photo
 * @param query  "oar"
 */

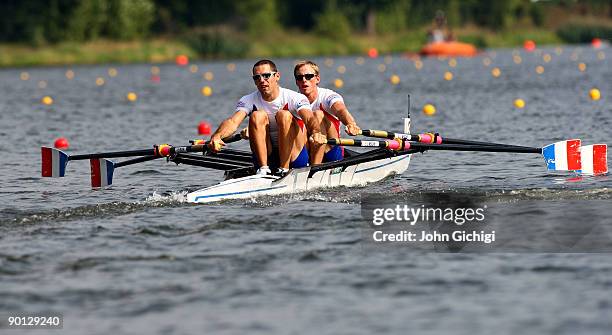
xmin=42 ymin=133 xmax=243 ymax=178
xmin=329 ymin=138 xmax=608 ymax=175
xmin=358 ymin=129 xmax=534 ymax=149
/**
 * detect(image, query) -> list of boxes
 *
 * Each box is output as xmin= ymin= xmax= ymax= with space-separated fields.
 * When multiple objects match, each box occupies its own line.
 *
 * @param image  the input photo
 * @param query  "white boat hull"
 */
xmin=186 ymin=153 xmax=411 ymax=203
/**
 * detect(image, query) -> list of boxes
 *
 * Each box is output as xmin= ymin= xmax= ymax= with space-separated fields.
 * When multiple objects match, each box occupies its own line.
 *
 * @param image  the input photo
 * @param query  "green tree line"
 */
xmin=0 ymin=0 xmax=609 ymax=45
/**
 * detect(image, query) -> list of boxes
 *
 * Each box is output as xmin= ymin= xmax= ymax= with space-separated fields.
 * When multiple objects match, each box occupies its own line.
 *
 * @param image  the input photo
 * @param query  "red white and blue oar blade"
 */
xmin=580 ymin=144 xmax=608 ymax=175
xmin=41 ymin=147 xmax=69 ymax=177
xmin=90 ymin=158 xmax=115 ymax=188
xmin=541 ymin=139 xmax=582 ymax=172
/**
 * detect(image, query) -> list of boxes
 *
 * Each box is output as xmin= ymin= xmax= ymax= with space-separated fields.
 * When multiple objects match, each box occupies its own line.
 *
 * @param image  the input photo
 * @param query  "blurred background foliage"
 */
xmin=0 ymin=0 xmax=610 ymax=62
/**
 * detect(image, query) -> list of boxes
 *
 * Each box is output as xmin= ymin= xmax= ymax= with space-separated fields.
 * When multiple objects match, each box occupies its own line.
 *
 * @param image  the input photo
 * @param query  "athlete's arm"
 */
xmin=330 ymin=101 xmax=360 ymax=136
xmin=208 ymin=110 xmax=247 ymax=151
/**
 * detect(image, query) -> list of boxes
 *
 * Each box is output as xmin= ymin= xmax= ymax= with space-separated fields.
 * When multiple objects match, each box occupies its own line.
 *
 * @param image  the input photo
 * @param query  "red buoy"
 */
xmin=176 ymin=55 xmax=189 ymax=67
xmin=54 ymin=137 xmax=69 ymax=149
xmin=198 ymin=121 xmax=211 ymax=135
xmin=523 ymin=40 xmax=536 ymax=52
xmin=368 ymin=48 xmax=379 ymax=58
xmin=591 ymin=38 xmax=602 ymax=49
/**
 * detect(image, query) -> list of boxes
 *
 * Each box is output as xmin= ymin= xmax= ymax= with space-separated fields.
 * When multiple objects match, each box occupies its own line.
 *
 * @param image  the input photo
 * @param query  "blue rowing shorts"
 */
xmin=323 ymin=145 xmax=344 ymax=162
xmin=290 ymin=146 xmax=309 ymax=168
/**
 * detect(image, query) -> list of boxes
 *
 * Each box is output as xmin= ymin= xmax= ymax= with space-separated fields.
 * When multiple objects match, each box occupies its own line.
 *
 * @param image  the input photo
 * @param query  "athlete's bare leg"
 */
xmin=249 ymin=110 xmax=272 ymax=167
xmin=310 ymin=110 xmax=340 ymax=165
xmin=276 ymin=110 xmax=306 ymax=169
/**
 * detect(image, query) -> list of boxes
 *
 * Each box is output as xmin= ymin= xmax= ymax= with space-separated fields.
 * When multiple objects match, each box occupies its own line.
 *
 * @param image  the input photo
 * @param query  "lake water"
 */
xmin=1 ymin=45 xmax=611 ymax=334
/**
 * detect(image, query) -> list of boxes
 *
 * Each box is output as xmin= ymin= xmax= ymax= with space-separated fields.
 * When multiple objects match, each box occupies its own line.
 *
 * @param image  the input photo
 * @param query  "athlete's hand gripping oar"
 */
xmin=42 ymin=133 xmax=243 ymax=179
xmin=357 ymin=129 xmax=534 ymax=149
xmin=329 ymin=138 xmax=608 ymax=175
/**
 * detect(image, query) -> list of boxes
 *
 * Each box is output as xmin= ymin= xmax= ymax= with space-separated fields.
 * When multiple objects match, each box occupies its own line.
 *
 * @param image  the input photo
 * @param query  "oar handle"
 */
xmin=359 ymin=129 xmax=441 ymax=144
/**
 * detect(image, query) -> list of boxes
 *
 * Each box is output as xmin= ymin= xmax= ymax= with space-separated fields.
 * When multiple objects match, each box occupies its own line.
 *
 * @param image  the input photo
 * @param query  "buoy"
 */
xmin=444 ymin=71 xmax=453 ymax=81
xmin=226 ymin=63 xmax=236 ymax=72
xmin=95 ymin=77 xmax=105 ymax=86
xmin=65 ymin=70 xmax=75 ymax=80
xmin=578 ymin=63 xmax=586 ymax=72
xmin=337 ymin=65 xmax=346 ymax=74
xmin=334 ymin=78 xmax=344 ymax=88
xmin=592 ymin=38 xmax=602 ymax=49
xmin=377 ymin=64 xmax=386 ymax=72
xmin=176 ymin=55 xmax=189 ymax=67
xmin=198 ymin=122 xmax=211 ymax=135
xmin=368 ymin=48 xmax=378 ymax=58
xmin=108 ymin=68 xmax=118 ymax=77
xmin=524 ymin=40 xmax=536 ymax=52
xmin=20 ymin=72 xmax=30 ymax=81
xmin=151 ymin=66 xmax=160 ymax=75
xmin=41 ymin=96 xmax=54 ymax=105
xmin=535 ymin=65 xmax=544 ymax=74
xmin=127 ymin=92 xmax=138 ymax=102
xmin=514 ymin=99 xmax=525 ymax=109
xmin=491 ymin=67 xmax=501 ymax=78
xmin=423 ymin=104 xmax=436 ymax=116
xmin=203 ymin=71 xmax=214 ymax=81
xmin=201 ymin=86 xmax=212 ymax=96
xmin=54 ymin=137 xmax=69 ymax=149
xmin=589 ymin=88 xmax=601 ymax=101
xmin=390 ymin=74 xmax=400 ymax=85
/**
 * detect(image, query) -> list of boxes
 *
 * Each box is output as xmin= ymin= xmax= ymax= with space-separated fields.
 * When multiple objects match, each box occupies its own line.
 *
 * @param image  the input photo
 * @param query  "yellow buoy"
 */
xmin=414 ymin=60 xmax=423 ymax=70
xmin=201 ymin=86 xmax=213 ymax=97
xmin=513 ymin=55 xmax=522 ymax=64
xmin=108 ymin=68 xmax=118 ymax=77
xmin=444 ymin=71 xmax=453 ymax=81
xmin=589 ymin=88 xmax=601 ymax=101
xmin=127 ymin=92 xmax=138 ymax=102
xmin=423 ymin=104 xmax=436 ymax=116
xmin=514 ymin=99 xmax=525 ymax=109
xmin=204 ymin=71 xmax=214 ymax=81
xmin=65 ymin=70 xmax=75 ymax=80
xmin=226 ymin=63 xmax=236 ymax=72
xmin=448 ymin=58 xmax=457 ymax=68
xmin=151 ymin=66 xmax=161 ymax=75
xmin=483 ymin=58 xmax=492 ymax=67
xmin=20 ymin=72 xmax=30 ymax=81
xmin=334 ymin=78 xmax=344 ymax=88
xmin=597 ymin=51 xmax=605 ymax=60
xmin=535 ymin=65 xmax=545 ymax=74
xmin=543 ymin=54 xmax=552 ymax=63
xmin=95 ymin=77 xmax=105 ymax=86
xmin=578 ymin=63 xmax=586 ymax=72
xmin=189 ymin=65 xmax=199 ymax=73
xmin=337 ymin=65 xmax=346 ymax=74
xmin=41 ymin=96 xmax=54 ymax=105
xmin=390 ymin=74 xmax=400 ymax=85
xmin=491 ymin=67 xmax=501 ymax=78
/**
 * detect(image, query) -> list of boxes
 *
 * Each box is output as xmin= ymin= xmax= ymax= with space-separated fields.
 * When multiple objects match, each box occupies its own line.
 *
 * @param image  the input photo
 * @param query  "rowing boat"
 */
xmin=40 ymin=110 xmax=608 ymax=203
xmin=186 ymin=148 xmax=411 ymax=203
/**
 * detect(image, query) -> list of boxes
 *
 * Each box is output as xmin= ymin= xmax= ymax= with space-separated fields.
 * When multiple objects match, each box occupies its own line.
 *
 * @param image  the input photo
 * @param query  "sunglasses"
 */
xmin=252 ymin=72 xmax=277 ymax=81
xmin=294 ymin=73 xmax=316 ymax=81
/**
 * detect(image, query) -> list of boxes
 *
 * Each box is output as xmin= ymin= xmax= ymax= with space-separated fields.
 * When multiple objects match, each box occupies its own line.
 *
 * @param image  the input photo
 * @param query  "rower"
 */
xmin=293 ymin=60 xmax=361 ymax=165
xmin=208 ymin=59 xmax=326 ymax=175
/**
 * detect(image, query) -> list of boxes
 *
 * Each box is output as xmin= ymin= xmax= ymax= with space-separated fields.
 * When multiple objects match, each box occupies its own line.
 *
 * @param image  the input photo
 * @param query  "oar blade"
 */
xmin=41 ymin=147 xmax=69 ymax=177
xmin=541 ymin=139 xmax=582 ymax=172
xmin=580 ymin=144 xmax=608 ymax=175
xmin=90 ymin=158 xmax=115 ymax=188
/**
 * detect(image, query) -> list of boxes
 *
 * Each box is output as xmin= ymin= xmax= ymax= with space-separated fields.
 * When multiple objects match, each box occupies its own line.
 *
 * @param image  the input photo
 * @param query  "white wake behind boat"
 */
xmin=186 ymin=150 xmax=411 ymax=203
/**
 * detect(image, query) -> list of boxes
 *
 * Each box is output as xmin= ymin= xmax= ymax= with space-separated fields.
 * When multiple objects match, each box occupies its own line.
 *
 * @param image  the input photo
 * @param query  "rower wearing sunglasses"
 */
xmin=208 ymin=59 xmax=325 ymax=176
xmin=293 ymin=60 xmax=361 ymax=165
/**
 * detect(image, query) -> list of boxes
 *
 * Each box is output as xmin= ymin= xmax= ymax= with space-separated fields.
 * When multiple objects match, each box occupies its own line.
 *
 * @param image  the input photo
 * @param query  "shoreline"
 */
xmin=0 ymin=28 xmax=566 ymax=68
